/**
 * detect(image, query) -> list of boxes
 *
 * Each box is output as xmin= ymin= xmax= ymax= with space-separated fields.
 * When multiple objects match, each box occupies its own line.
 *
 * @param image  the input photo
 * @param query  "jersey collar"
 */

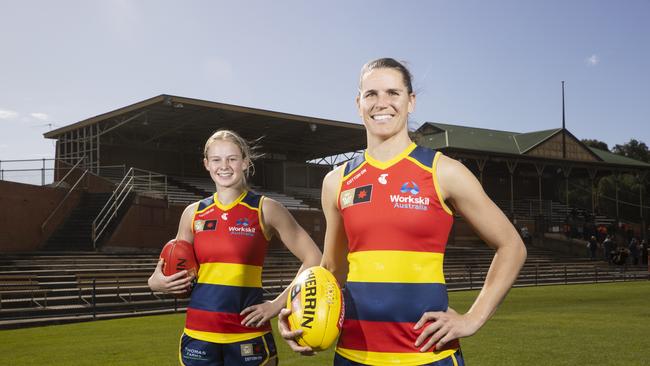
xmin=213 ymin=190 xmax=247 ymax=211
xmin=364 ymin=142 xmax=417 ymax=170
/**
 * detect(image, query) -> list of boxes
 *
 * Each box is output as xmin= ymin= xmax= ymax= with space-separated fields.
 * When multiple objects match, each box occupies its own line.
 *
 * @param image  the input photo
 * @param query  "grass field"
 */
xmin=1 ymin=281 xmax=648 ymax=365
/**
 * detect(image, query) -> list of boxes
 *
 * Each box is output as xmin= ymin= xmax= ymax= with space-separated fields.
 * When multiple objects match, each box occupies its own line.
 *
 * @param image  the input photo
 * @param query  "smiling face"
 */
xmin=356 ymin=67 xmax=415 ymax=141
xmin=203 ymin=139 xmax=248 ymax=190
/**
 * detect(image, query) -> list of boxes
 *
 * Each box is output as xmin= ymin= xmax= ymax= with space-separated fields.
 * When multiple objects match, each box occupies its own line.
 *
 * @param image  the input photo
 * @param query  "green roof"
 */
xmin=416 ymin=122 xmax=650 ymax=168
xmin=588 ymin=147 xmax=650 ymax=167
xmin=419 ymin=122 xmax=520 ymax=154
xmin=514 ymin=128 xmax=561 ymax=152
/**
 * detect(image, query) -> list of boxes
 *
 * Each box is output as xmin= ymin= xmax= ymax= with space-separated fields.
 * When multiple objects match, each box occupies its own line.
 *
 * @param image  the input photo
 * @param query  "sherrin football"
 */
xmin=286 ymin=266 xmax=344 ymax=351
xmin=159 ymin=238 xmax=199 ymax=298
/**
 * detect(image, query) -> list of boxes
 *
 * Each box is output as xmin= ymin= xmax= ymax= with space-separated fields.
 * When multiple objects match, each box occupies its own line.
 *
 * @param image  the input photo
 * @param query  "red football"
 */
xmin=159 ymin=239 xmax=199 ymax=297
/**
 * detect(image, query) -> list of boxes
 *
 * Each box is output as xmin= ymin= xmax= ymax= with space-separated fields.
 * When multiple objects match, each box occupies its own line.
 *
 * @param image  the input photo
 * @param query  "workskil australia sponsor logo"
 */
xmin=390 ymin=181 xmax=429 ymax=211
xmin=229 ymin=218 xmax=256 ymax=236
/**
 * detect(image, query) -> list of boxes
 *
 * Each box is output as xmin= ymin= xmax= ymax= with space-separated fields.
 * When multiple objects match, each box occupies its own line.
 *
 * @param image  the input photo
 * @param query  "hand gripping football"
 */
xmin=159 ymin=238 xmax=199 ymax=298
xmin=286 ymin=266 xmax=344 ymax=351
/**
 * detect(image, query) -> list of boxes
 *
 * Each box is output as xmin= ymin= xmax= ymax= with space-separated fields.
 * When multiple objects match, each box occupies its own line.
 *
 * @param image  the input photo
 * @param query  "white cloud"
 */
xmin=586 ymin=54 xmax=599 ymax=66
xmin=30 ymin=112 xmax=49 ymax=121
xmin=0 ymin=109 xmax=18 ymax=120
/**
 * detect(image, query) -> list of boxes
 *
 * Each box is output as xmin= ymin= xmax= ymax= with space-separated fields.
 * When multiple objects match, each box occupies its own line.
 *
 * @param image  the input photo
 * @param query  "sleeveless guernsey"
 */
xmin=185 ymin=190 xmax=272 ymax=344
xmin=335 ymin=143 xmax=460 ymax=365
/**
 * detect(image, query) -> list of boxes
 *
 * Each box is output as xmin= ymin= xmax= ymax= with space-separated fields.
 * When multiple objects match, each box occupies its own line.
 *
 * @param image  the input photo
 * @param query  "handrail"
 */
xmin=92 ymin=168 xmax=136 ymax=247
xmin=54 ymin=155 xmax=86 ymax=188
xmin=41 ymin=170 xmax=89 ymax=233
xmin=92 ymin=167 xmax=168 ymax=248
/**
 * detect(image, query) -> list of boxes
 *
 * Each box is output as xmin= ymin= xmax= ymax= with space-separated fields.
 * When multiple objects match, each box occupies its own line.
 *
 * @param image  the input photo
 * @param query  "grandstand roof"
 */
xmin=43 ymin=94 xmax=366 ymax=160
xmin=416 ymin=122 xmax=650 ymax=169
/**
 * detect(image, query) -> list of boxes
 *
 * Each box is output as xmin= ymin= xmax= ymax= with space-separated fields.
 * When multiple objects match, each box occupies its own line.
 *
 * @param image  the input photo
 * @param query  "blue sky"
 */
xmin=1 ymin=0 xmax=648 ymax=162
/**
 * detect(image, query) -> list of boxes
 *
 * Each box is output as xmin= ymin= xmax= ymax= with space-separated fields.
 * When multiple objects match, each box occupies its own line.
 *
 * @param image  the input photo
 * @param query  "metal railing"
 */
xmin=92 ymin=168 xmax=168 ymax=247
xmin=0 ymin=264 xmax=647 ymax=329
xmin=0 ymin=158 xmax=57 ymax=185
xmin=41 ymin=169 xmax=89 ymax=233
xmin=53 ymin=156 xmax=87 ymax=188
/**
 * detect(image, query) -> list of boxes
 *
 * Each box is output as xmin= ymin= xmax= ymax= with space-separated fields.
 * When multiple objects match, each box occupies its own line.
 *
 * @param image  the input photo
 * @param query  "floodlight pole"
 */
xmin=562 ymin=81 xmax=566 ymax=160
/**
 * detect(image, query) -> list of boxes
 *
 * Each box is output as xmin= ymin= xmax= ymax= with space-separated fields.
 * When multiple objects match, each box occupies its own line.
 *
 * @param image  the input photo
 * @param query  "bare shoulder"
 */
xmin=182 ymin=201 xmax=200 ymax=217
xmin=261 ymin=196 xmax=286 ymax=215
xmin=435 ymin=154 xmax=476 ymax=200
xmin=324 ymin=165 xmax=345 ymax=187
xmin=436 ymin=154 xmax=467 ymax=177
xmin=177 ymin=201 xmax=200 ymax=242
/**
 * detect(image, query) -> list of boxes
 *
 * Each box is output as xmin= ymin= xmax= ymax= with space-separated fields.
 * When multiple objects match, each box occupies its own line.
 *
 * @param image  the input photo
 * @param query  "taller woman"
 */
xmin=280 ymin=58 xmax=527 ymax=366
xmin=149 ymin=130 xmax=322 ymax=366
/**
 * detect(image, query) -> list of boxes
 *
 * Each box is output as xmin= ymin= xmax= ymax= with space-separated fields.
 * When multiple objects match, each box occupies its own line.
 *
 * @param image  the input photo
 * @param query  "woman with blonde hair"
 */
xmin=149 ymin=129 xmax=322 ymax=366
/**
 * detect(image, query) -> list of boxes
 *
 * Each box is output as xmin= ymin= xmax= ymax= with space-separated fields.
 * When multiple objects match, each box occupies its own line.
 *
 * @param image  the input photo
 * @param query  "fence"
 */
xmin=1 ymin=263 xmax=647 ymax=329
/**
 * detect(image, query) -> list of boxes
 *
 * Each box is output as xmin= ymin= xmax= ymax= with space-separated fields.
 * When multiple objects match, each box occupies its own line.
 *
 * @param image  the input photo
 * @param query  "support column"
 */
xmin=506 ymin=160 xmax=518 ymax=220
xmin=562 ymin=166 xmax=572 ymax=207
xmin=639 ymin=171 xmax=648 ymax=242
xmin=534 ymin=164 xmax=545 ymax=214
xmin=475 ymin=158 xmax=487 ymax=185
xmin=638 ymin=172 xmax=648 ymax=218
xmin=588 ymin=169 xmax=598 ymax=213
xmin=614 ymin=173 xmax=620 ymax=220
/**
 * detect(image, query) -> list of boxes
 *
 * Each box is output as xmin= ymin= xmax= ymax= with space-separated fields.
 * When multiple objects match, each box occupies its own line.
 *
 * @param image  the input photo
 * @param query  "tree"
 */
xmin=581 ymin=139 xmax=609 ymax=151
xmin=612 ymin=139 xmax=650 ymax=163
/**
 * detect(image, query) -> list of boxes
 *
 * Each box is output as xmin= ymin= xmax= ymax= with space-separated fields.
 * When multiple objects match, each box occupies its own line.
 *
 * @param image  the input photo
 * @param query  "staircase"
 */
xmin=44 ymin=193 xmax=113 ymax=251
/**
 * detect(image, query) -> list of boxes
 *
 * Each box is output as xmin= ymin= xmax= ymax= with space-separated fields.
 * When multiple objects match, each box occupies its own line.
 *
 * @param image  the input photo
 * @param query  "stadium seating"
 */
xmin=1 ymin=242 xmax=647 ymax=329
xmin=175 ymin=176 xmax=317 ymax=210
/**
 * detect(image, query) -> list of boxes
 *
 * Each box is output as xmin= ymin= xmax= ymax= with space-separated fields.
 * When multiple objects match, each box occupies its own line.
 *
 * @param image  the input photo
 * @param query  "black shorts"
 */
xmin=179 ymin=332 xmax=277 ymax=366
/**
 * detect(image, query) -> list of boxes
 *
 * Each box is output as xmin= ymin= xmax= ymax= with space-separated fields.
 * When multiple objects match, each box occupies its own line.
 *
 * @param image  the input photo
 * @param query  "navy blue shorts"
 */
xmin=179 ymin=332 xmax=277 ymax=366
xmin=334 ymin=348 xmax=465 ymax=366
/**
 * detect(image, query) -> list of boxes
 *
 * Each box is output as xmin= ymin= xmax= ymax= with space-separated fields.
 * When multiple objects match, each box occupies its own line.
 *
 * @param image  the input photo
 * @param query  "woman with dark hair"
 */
xmin=280 ymin=58 xmax=527 ymax=365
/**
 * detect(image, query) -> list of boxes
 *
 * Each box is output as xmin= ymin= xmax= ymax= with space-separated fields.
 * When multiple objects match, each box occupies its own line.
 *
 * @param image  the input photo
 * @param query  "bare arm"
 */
xmin=319 ymin=166 xmax=349 ymax=285
xmin=414 ymin=155 xmax=527 ymax=351
xmin=241 ymin=197 xmax=322 ymax=327
xmin=147 ymin=203 xmax=197 ymax=294
xmin=278 ymin=165 xmax=349 ymax=354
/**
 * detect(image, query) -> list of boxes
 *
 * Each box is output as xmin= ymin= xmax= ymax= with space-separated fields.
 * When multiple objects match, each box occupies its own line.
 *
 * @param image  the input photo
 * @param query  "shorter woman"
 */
xmin=149 ymin=130 xmax=322 ymax=366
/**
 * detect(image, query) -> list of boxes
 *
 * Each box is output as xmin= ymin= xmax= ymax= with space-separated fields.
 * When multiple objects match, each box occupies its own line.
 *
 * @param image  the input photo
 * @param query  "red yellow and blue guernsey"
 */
xmin=336 ymin=143 xmax=460 ymax=365
xmin=185 ymin=190 xmax=272 ymax=344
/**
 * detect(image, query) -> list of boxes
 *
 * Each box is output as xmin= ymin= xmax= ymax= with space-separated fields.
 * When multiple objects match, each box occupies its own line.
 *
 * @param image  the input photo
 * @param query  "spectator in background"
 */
xmin=596 ymin=224 xmax=607 ymax=243
xmin=603 ymin=235 xmax=614 ymax=264
xmin=628 ymin=237 xmax=640 ymax=265
xmin=588 ymin=235 xmax=598 ymax=260
xmin=625 ymin=226 xmax=634 ymax=245
xmin=520 ymin=225 xmax=532 ymax=246
xmin=608 ymin=222 xmax=617 ymax=238
xmin=641 ymin=239 xmax=648 ymax=265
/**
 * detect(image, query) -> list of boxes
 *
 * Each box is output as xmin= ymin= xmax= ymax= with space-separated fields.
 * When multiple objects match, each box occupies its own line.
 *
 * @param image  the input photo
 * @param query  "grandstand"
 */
xmin=1 ymin=239 xmax=647 ymax=330
xmin=1 ymin=94 xmax=648 ymax=330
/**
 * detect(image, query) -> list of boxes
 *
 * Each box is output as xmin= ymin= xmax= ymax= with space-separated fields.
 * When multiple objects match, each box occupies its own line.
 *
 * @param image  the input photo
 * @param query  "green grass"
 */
xmin=1 ymin=282 xmax=649 ymax=365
